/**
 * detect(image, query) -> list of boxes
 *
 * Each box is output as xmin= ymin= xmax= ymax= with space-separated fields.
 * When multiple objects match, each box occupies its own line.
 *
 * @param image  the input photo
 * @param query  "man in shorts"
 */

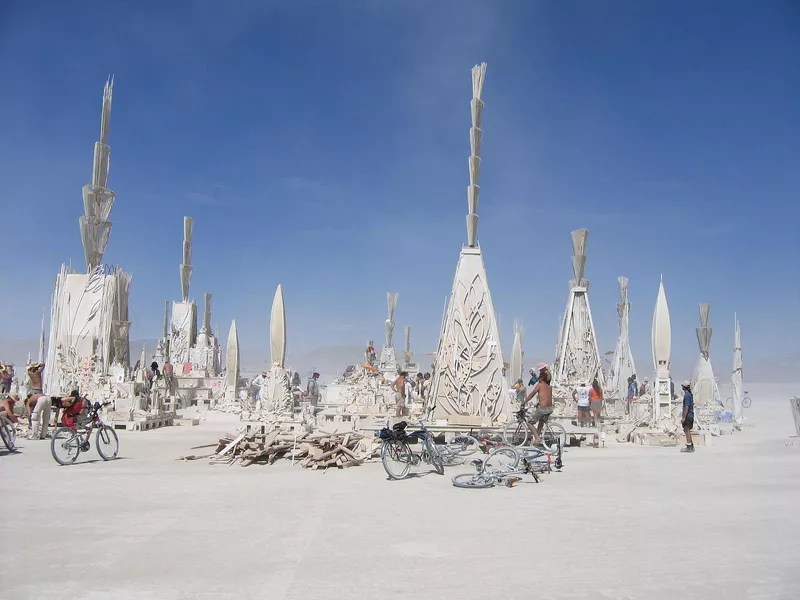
xmin=27 ymin=362 xmax=45 ymax=395
xmin=391 ymin=371 xmax=408 ymax=418
xmin=522 ymin=363 xmax=553 ymax=446
xmin=680 ymin=381 xmax=695 ymax=453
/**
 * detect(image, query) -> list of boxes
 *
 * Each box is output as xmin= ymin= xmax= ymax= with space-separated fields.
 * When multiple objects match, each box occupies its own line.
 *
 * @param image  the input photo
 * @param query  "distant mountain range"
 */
xmin=1 ymin=337 xmax=796 ymax=384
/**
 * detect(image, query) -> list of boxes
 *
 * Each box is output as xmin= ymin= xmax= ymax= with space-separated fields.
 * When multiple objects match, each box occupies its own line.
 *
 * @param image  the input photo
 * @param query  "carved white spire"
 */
xmin=696 ymin=302 xmax=712 ymax=359
xmin=38 ymin=309 xmax=46 ymax=364
xmin=385 ymin=292 xmax=398 ymax=347
xmin=270 ymin=284 xmax=286 ymax=368
xmin=180 ymin=217 xmax=193 ymax=302
xmin=466 ymin=62 xmax=487 ymax=247
xmin=79 ymin=76 xmax=116 ymax=271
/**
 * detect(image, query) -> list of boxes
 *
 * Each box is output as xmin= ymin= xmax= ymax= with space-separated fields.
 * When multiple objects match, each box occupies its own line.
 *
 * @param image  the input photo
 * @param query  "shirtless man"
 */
xmin=521 ymin=363 xmax=553 ymax=446
xmin=392 ymin=371 xmax=408 ymax=418
xmin=27 ymin=362 xmax=45 ymax=395
xmin=26 ymin=392 xmax=53 ymax=439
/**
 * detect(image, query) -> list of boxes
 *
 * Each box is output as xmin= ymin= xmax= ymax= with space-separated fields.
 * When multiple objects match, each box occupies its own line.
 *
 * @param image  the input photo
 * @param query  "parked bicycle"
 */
xmin=726 ymin=392 xmax=752 ymax=409
xmin=438 ymin=433 xmax=481 ymax=466
xmin=51 ymin=400 xmax=119 ymax=465
xmin=451 ymin=443 xmax=563 ymax=489
xmin=377 ymin=420 xmax=444 ymax=480
xmin=0 ymin=414 xmax=17 ymax=452
xmin=503 ymin=406 xmax=567 ymax=452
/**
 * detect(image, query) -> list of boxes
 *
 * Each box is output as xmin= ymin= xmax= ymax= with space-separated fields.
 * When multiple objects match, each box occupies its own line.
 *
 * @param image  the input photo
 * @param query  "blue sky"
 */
xmin=1 ymin=0 xmax=798 ymax=375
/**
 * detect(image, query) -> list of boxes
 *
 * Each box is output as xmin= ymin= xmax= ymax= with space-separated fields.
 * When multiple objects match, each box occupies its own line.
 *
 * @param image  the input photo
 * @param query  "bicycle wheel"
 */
xmin=448 ymin=434 xmax=480 ymax=457
xmin=425 ymin=437 xmax=444 ymax=475
xmin=452 ymin=473 xmax=495 ymax=489
xmin=480 ymin=446 xmax=520 ymax=475
xmin=381 ymin=439 xmax=412 ymax=480
xmin=1 ymin=418 xmax=16 ymax=451
xmin=742 ymin=396 xmax=752 ymax=409
xmin=542 ymin=422 xmax=567 ymax=453
xmin=96 ymin=426 xmax=119 ymax=461
xmin=502 ymin=420 xmax=529 ymax=447
xmin=51 ymin=427 xmax=81 ymax=465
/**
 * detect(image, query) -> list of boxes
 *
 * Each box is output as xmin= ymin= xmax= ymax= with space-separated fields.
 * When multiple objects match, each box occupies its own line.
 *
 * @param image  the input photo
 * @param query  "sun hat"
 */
xmin=681 ymin=380 xmax=690 ymax=387
xmin=537 ymin=362 xmax=548 ymax=370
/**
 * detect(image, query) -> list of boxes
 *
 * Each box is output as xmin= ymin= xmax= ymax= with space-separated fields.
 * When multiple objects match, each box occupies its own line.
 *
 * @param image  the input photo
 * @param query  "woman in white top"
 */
xmin=573 ymin=382 xmax=592 ymax=427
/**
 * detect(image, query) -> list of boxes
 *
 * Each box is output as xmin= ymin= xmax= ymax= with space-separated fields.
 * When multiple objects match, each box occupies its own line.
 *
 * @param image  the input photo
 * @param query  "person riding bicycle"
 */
xmin=521 ymin=363 xmax=553 ymax=446
xmin=54 ymin=390 xmax=87 ymax=430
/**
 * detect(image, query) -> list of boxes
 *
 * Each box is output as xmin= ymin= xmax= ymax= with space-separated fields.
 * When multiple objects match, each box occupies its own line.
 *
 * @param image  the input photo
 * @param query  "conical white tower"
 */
xmin=651 ymin=277 xmax=673 ymax=422
xmin=607 ymin=276 xmax=636 ymax=403
xmin=553 ymin=230 xmax=604 ymax=388
xmin=691 ymin=303 xmax=720 ymax=419
xmin=732 ymin=315 xmax=744 ymax=425
xmin=430 ymin=62 xmax=509 ymax=422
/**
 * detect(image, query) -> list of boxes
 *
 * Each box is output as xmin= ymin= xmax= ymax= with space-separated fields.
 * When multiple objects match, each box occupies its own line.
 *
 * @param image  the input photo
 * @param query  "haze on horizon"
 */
xmin=1 ymin=1 xmax=798 ymax=377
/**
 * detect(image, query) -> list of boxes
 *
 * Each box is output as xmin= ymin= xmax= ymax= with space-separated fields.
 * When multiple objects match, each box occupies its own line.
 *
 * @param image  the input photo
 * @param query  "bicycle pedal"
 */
xmin=81 ymin=442 xmax=90 ymax=452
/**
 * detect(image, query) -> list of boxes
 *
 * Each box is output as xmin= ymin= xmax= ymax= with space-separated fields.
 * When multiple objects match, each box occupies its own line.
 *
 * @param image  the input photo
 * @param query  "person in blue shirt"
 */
xmin=680 ymin=380 xmax=695 ymax=453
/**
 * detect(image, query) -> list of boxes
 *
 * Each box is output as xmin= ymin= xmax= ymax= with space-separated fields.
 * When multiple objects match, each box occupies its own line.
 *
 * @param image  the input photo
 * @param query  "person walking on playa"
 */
xmin=573 ymin=381 xmax=592 ymax=427
xmin=391 ymin=371 xmax=408 ymax=418
xmin=680 ymin=381 xmax=695 ymax=453
xmin=521 ymin=363 xmax=553 ymax=446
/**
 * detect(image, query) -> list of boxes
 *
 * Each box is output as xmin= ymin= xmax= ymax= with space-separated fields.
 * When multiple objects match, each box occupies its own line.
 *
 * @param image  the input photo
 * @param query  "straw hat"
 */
xmin=7 ymin=392 xmax=20 ymax=402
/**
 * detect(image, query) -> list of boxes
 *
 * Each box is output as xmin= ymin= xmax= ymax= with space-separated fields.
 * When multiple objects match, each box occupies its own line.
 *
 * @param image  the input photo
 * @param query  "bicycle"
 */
xmin=438 ymin=433 xmax=481 ymax=466
xmin=377 ymin=420 xmax=444 ymax=480
xmin=503 ymin=406 xmax=567 ymax=452
xmin=1 ymin=414 xmax=17 ymax=451
xmin=725 ymin=392 xmax=752 ymax=409
xmin=50 ymin=401 xmax=119 ymax=465
xmin=451 ymin=444 xmax=561 ymax=488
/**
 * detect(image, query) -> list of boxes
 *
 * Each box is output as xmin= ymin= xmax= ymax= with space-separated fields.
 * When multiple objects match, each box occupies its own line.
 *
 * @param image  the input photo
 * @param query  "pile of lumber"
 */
xmin=209 ymin=429 xmax=378 ymax=468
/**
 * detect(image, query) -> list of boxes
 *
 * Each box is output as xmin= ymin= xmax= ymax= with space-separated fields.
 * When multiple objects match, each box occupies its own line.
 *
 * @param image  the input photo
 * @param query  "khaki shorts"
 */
xmin=529 ymin=405 xmax=553 ymax=424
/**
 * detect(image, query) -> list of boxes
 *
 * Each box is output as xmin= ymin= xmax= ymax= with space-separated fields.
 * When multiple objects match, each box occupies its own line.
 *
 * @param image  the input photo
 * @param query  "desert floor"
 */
xmin=1 ymin=384 xmax=798 ymax=600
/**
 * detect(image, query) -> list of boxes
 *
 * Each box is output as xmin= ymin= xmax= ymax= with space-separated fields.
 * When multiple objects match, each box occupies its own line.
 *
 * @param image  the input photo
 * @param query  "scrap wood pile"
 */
xmin=209 ymin=429 xmax=379 ymax=469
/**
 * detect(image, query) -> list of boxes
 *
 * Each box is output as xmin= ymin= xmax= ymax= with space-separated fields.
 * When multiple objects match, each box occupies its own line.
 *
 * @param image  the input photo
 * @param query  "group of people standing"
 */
xmin=390 ymin=371 xmax=432 ymax=418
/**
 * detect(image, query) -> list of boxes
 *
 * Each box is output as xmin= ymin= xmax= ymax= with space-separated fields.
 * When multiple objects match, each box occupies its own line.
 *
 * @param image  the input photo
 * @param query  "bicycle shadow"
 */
xmin=385 ymin=470 xmax=445 ymax=481
xmin=0 ymin=448 xmax=22 ymax=457
xmin=66 ymin=456 xmax=133 ymax=466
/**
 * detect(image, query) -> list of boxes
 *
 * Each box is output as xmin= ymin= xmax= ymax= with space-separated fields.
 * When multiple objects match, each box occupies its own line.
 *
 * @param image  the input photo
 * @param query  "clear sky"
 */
xmin=1 ymin=0 xmax=798 ymax=375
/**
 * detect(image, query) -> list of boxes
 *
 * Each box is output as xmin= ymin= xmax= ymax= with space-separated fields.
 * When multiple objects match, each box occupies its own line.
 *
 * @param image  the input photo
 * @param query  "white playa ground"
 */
xmin=2 ymin=384 xmax=798 ymax=600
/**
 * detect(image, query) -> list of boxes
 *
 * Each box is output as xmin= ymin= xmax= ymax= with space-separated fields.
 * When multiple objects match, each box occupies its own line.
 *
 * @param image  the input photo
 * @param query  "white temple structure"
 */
xmin=379 ymin=293 xmax=399 ymax=376
xmin=255 ymin=284 xmax=293 ymax=416
xmin=607 ymin=276 xmax=636 ymax=402
xmin=732 ymin=315 xmax=744 ymax=425
xmin=402 ymin=325 xmax=417 ymax=373
xmin=651 ymin=277 xmax=673 ymax=422
xmin=430 ymin=62 xmax=509 ymax=422
xmin=223 ymin=319 xmax=240 ymax=404
xmin=553 ymin=229 xmax=604 ymax=388
xmin=45 ymin=77 xmax=133 ymax=397
xmin=509 ymin=321 xmax=523 ymax=385
xmin=691 ymin=303 xmax=720 ymax=419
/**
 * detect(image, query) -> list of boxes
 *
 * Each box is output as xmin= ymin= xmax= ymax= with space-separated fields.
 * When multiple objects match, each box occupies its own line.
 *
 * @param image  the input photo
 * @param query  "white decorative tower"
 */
xmin=170 ymin=217 xmax=197 ymax=366
xmin=45 ymin=77 xmax=132 ymax=395
xmin=260 ymin=284 xmax=293 ymax=414
xmin=553 ymin=230 xmax=604 ymax=388
xmin=607 ymin=276 xmax=636 ymax=401
xmin=691 ymin=303 xmax=720 ymax=417
xmin=651 ymin=277 xmax=673 ymax=422
xmin=224 ymin=320 xmax=240 ymax=403
xmin=509 ymin=321 xmax=523 ymax=384
xmin=430 ymin=62 xmax=509 ymax=422
xmin=732 ymin=315 xmax=744 ymax=425
xmin=379 ymin=292 xmax=399 ymax=376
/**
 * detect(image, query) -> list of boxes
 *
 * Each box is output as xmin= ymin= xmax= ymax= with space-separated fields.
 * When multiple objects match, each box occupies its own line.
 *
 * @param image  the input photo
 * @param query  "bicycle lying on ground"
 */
xmin=503 ymin=406 xmax=567 ymax=452
xmin=0 ymin=414 xmax=17 ymax=451
xmin=451 ymin=443 xmax=563 ymax=489
xmin=377 ymin=420 xmax=444 ymax=480
xmin=51 ymin=401 xmax=119 ymax=465
xmin=438 ymin=433 xmax=481 ymax=466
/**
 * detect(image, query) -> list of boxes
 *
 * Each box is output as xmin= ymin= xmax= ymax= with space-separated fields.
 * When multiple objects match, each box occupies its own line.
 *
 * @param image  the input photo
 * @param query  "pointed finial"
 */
xmin=466 ymin=62 xmax=487 ymax=247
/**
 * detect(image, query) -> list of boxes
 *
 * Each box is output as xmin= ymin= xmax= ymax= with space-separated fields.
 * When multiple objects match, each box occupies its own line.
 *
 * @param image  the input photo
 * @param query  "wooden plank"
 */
xmin=217 ymin=432 xmax=246 ymax=457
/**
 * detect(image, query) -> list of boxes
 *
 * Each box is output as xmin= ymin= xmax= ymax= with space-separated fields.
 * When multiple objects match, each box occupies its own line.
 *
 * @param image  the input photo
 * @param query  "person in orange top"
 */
xmin=589 ymin=377 xmax=603 ymax=427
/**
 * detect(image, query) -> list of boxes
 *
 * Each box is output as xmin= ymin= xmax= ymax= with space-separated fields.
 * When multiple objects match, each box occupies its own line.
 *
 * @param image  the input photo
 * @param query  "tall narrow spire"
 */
xmin=38 ymin=309 xmax=46 ymax=364
xmin=180 ymin=216 xmax=193 ymax=301
xmin=385 ymin=292 xmax=398 ymax=347
xmin=466 ymin=62 xmax=487 ymax=247
xmin=79 ymin=76 xmax=116 ymax=271
xmin=270 ymin=284 xmax=286 ymax=368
